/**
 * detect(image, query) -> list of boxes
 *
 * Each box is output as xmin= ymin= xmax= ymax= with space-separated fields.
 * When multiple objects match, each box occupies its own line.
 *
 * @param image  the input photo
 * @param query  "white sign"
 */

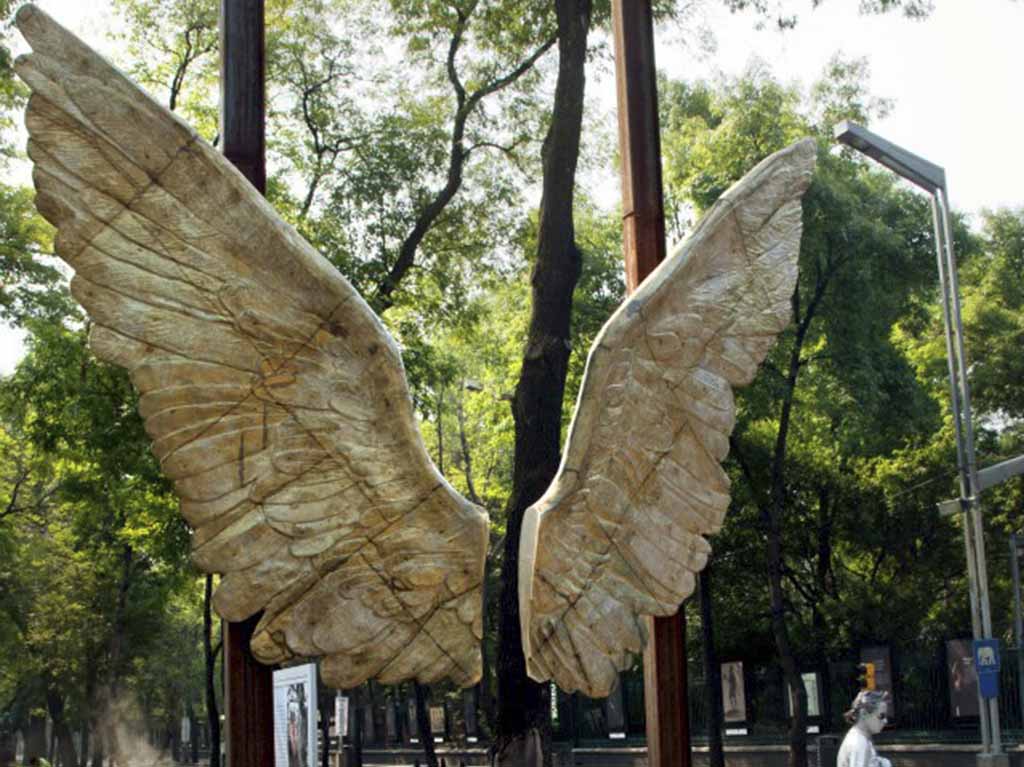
xmin=273 ymin=664 xmax=318 ymax=767
xmin=721 ymin=661 xmax=746 ymax=723
xmin=335 ymin=695 xmax=349 ymax=738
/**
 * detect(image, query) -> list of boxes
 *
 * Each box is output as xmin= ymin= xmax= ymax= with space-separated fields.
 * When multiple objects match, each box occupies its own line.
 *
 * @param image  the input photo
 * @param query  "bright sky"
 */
xmin=655 ymin=0 xmax=1024 ymax=215
xmin=2 ymin=0 xmax=1023 ymax=375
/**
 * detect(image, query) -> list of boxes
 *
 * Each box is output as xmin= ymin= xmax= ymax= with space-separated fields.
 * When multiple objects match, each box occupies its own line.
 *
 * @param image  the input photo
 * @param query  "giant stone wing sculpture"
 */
xmin=15 ymin=4 xmax=487 ymax=689
xmin=519 ymin=138 xmax=816 ymax=697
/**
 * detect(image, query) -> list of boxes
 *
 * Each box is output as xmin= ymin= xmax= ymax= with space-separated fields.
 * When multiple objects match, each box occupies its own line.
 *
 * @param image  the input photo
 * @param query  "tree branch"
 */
xmin=371 ymin=27 xmax=556 ymax=314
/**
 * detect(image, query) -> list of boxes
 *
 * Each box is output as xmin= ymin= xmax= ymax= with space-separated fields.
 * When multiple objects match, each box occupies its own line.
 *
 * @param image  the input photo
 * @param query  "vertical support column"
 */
xmin=1010 ymin=535 xmax=1024 ymax=727
xmin=930 ymin=192 xmax=990 ymax=752
xmin=220 ymin=2 xmax=272 ymax=766
xmin=612 ymin=0 xmax=666 ymax=293
xmin=610 ymin=3 xmax=690 ymax=766
xmin=221 ymin=0 xmax=267 ymax=195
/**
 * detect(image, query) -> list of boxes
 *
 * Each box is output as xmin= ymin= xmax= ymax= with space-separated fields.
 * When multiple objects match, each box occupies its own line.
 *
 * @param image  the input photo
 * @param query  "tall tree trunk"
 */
xmin=46 ymin=689 xmax=79 ymax=767
xmin=203 ymin=574 xmax=222 ymax=767
xmin=699 ymin=566 xmax=724 ymax=767
xmin=82 ymin=655 xmax=99 ymax=767
xmin=350 ymin=687 xmax=363 ymax=767
xmin=188 ymin=700 xmax=199 ymax=764
xmin=814 ymin=485 xmax=834 ymax=726
xmin=103 ymin=543 xmax=134 ymax=767
xmin=23 ymin=714 xmax=47 ymax=761
xmin=479 ymin=568 xmax=495 ymax=735
xmin=767 ymin=385 xmax=805 ymax=766
xmin=493 ymin=1 xmax=591 ymax=765
xmin=78 ymin=724 xmax=89 ymax=767
xmin=414 ymin=683 xmax=439 ymax=767
xmin=764 ymin=281 xmax=826 ymax=767
xmin=436 ymin=386 xmax=445 ymax=475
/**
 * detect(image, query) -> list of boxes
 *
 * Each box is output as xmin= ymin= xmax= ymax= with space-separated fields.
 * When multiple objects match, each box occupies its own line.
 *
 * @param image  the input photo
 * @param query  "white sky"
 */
xmin=2 ymin=0 xmax=1023 ymax=374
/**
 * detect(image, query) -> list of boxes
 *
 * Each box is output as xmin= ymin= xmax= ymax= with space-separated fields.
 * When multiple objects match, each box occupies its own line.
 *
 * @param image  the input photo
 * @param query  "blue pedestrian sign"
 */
xmin=974 ymin=639 xmax=1001 ymax=699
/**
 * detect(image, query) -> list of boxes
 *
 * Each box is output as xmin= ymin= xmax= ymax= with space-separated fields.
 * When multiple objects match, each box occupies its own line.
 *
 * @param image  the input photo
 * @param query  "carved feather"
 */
xmin=518 ymin=138 xmax=816 ymax=696
xmin=15 ymin=4 xmax=487 ymax=689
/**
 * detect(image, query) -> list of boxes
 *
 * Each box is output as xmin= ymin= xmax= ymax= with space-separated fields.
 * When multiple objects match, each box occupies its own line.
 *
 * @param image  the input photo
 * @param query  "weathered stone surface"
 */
xmin=15 ymin=4 xmax=487 ymax=689
xmin=518 ymin=138 xmax=816 ymax=697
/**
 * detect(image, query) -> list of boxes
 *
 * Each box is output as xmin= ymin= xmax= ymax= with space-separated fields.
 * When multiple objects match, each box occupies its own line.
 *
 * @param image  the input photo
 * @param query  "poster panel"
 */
xmin=334 ymin=695 xmax=349 ymax=739
xmin=605 ymin=676 xmax=627 ymax=737
xmin=273 ymin=664 xmax=318 ymax=767
xmin=803 ymin=672 xmax=821 ymax=718
xmin=363 ymin=704 xmax=376 ymax=743
xmin=784 ymin=672 xmax=822 ymax=720
xmin=947 ymin=639 xmax=980 ymax=718
xmin=721 ymin=661 xmax=746 ymax=723
xmin=464 ymin=690 xmax=479 ymax=742
xmin=860 ymin=645 xmax=896 ymax=721
xmin=429 ymin=705 xmax=446 ymax=741
xmin=386 ymin=700 xmax=399 ymax=742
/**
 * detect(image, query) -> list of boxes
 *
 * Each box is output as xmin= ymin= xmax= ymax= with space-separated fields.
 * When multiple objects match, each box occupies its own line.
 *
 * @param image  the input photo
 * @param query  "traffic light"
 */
xmin=857 ymin=662 xmax=876 ymax=691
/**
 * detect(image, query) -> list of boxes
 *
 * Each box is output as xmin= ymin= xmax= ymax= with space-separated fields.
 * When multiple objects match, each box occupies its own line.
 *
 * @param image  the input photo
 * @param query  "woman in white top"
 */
xmin=837 ymin=690 xmax=892 ymax=767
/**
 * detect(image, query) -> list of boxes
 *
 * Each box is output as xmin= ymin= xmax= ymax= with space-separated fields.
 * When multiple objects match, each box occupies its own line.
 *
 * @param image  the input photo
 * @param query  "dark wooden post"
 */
xmin=610 ymin=2 xmax=691 ymax=766
xmin=220 ymin=2 xmax=274 ymax=766
xmin=221 ymin=0 xmax=267 ymax=194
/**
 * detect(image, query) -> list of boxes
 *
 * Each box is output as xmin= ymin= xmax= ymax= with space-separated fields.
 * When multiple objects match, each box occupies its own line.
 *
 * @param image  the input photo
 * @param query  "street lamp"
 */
xmin=835 ymin=121 xmax=1024 ymax=767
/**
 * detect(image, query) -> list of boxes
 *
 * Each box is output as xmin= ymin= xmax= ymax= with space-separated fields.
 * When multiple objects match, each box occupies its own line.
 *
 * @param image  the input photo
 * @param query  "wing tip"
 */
xmin=14 ymin=3 xmax=40 ymax=30
xmin=15 ymin=3 xmax=62 ymax=50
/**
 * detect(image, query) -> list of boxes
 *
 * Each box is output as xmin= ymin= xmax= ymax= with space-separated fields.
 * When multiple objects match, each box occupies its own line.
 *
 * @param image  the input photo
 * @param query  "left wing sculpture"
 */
xmin=15 ymin=3 xmax=814 ymax=696
xmin=14 ymin=4 xmax=487 ymax=689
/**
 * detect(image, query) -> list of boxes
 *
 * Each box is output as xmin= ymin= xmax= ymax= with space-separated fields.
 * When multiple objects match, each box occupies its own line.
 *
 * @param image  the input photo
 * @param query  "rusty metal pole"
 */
xmin=220 ymin=1 xmax=274 ymax=765
xmin=611 ymin=3 xmax=691 ymax=766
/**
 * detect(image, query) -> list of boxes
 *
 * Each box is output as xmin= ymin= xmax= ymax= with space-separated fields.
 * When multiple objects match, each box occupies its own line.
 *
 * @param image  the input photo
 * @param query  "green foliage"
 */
xmin=962 ymin=208 xmax=1024 ymax=419
xmin=0 ymin=321 xmax=199 ymax=747
xmin=111 ymin=0 xmax=219 ymax=132
xmin=658 ymin=60 xmax=1004 ymax=729
xmin=0 ymin=185 xmax=68 ymax=324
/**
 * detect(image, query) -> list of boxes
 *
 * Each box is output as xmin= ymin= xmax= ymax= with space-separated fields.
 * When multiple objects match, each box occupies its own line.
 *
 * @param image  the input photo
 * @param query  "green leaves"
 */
xmin=0 ymin=184 xmax=68 ymax=324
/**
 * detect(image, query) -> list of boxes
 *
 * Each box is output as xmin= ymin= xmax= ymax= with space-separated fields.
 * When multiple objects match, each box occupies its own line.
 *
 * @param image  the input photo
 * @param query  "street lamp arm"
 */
xmin=834 ymin=120 xmax=946 ymax=193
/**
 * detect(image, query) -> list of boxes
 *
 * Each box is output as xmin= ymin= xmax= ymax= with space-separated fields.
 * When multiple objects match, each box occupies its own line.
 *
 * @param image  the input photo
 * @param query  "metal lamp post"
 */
xmin=835 ymin=121 xmax=1024 ymax=767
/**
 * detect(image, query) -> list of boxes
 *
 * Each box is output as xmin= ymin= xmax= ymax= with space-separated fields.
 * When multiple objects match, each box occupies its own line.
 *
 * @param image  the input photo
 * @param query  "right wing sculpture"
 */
xmin=15 ymin=4 xmax=487 ymax=689
xmin=519 ymin=139 xmax=816 ymax=697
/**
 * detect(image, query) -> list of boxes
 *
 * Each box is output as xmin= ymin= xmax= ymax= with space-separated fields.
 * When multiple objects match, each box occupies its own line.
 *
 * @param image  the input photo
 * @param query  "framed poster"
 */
xmin=407 ymin=699 xmax=419 ymax=743
xmin=947 ymin=639 xmax=980 ymax=718
xmin=784 ymin=671 xmax=823 ymax=720
xmin=429 ymin=705 xmax=446 ymax=742
xmin=386 ymin=699 xmax=399 ymax=743
xmin=605 ymin=675 xmax=627 ymax=738
xmin=334 ymin=694 xmax=349 ymax=739
xmin=363 ymin=704 xmax=376 ymax=743
xmin=721 ymin=661 xmax=746 ymax=723
xmin=860 ymin=645 xmax=896 ymax=721
xmin=464 ymin=689 xmax=479 ymax=742
xmin=273 ymin=664 xmax=317 ymax=767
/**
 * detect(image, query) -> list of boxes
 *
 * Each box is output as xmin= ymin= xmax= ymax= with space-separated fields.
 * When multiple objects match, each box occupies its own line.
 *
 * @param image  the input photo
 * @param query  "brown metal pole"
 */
xmin=610 ymin=3 xmax=691 ymax=766
xmin=220 ymin=2 xmax=274 ymax=766
xmin=221 ymin=0 xmax=267 ymax=195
